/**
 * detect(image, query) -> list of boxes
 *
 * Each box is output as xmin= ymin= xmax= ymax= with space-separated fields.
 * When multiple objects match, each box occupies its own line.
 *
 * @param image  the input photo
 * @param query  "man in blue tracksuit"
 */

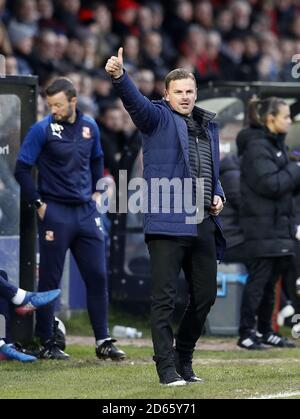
xmin=106 ymin=49 xmax=226 ymax=386
xmin=15 ymin=77 xmax=125 ymax=361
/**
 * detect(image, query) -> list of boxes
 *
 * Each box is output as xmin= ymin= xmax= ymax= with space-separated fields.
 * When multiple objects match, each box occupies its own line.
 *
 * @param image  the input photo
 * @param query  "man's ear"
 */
xmin=164 ymin=89 xmax=169 ymax=101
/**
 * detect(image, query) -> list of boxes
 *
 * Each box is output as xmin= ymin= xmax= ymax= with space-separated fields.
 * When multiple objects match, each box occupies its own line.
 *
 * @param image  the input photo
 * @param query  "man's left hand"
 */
xmin=209 ymin=195 xmax=224 ymax=216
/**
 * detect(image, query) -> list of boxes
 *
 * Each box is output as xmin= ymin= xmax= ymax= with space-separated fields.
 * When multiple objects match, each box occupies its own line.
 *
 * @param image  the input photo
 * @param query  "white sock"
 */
xmin=0 ymin=339 xmax=5 ymax=348
xmin=11 ymin=289 xmax=27 ymax=305
xmin=96 ymin=338 xmax=111 ymax=347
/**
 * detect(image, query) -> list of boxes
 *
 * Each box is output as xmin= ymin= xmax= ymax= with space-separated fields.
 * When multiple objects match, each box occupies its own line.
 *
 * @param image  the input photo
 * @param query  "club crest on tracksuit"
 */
xmin=82 ymin=126 xmax=92 ymax=139
xmin=45 ymin=231 xmax=55 ymax=241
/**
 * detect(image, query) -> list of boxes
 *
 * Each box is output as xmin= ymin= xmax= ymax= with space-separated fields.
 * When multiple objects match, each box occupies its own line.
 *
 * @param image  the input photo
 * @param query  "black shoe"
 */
xmin=175 ymin=352 xmax=204 ymax=384
xmin=262 ymin=332 xmax=296 ymax=348
xmin=39 ymin=339 xmax=70 ymax=360
xmin=159 ymin=370 xmax=187 ymax=386
xmin=237 ymin=336 xmax=268 ymax=350
xmin=13 ymin=342 xmax=40 ymax=358
xmin=95 ymin=339 xmax=126 ymax=361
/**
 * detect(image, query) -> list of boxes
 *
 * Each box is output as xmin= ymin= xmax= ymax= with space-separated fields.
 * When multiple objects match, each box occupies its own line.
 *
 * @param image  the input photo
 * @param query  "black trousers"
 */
xmin=146 ymin=217 xmax=217 ymax=376
xmin=239 ymin=256 xmax=294 ymax=337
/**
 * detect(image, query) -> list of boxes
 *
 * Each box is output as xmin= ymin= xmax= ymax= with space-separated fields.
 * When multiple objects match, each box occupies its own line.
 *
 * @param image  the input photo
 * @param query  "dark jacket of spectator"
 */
xmin=237 ymin=127 xmax=300 ymax=258
xmin=219 ymin=154 xmax=244 ymax=249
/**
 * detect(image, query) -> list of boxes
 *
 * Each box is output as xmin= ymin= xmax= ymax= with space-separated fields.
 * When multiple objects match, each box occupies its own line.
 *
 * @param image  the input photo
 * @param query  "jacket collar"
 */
xmin=192 ymin=105 xmax=216 ymax=125
xmin=264 ymin=127 xmax=286 ymax=148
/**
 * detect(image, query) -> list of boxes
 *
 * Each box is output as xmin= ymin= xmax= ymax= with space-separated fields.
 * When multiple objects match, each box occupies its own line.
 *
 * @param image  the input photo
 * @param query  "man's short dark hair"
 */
xmin=165 ymin=69 xmax=197 ymax=90
xmin=45 ymin=78 xmax=77 ymax=101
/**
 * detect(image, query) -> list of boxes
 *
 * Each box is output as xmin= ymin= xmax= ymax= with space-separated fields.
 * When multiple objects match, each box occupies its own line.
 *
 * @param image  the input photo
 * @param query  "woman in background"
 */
xmin=237 ymin=97 xmax=300 ymax=349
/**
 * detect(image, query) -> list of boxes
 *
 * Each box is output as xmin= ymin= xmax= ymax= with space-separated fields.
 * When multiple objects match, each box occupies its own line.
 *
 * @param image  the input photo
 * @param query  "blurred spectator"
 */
xmin=81 ymin=33 xmax=98 ymax=70
xmin=258 ymin=31 xmax=280 ymax=59
xmin=216 ymin=8 xmax=234 ymax=40
xmin=112 ymin=0 xmax=140 ymax=40
xmin=134 ymin=68 xmax=155 ymax=98
xmin=0 ymin=20 xmax=12 ymax=55
xmin=118 ymin=106 xmax=141 ymax=176
xmin=37 ymin=0 xmax=57 ymax=31
xmin=88 ymin=2 xmax=118 ymax=68
xmin=202 ymin=30 xmax=223 ymax=81
xmin=180 ymin=24 xmax=207 ymax=73
xmin=149 ymin=1 xmax=177 ymax=65
xmin=123 ymin=34 xmax=140 ymax=72
xmin=54 ymin=33 xmax=69 ymax=62
xmin=140 ymin=30 xmax=168 ymax=74
xmin=219 ymin=33 xmax=244 ymax=80
xmin=63 ymin=35 xmax=86 ymax=72
xmin=279 ymin=38 xmax=296 ymax=81
xmin=276 ymin=0 xmax=295 ymax=36
xmin=193 ymin=0 xmax=214 ymax=30
xmin=53 ymin=0 xmax=83 ymax=37
xmin=5 ymin=55 xmax=18 ymax=75
xmin=230 ymin=0 xmax=252 ymax=38
xmin=0 ymin=0 xmax=9 ymax=24
xmin=99 ymin=104 xmax=127 ymax=177
xmin=137 ymin=4 xmax=154 ymax=35
xmin=37 ymin=92 xmax=47 ymax=120
xmin=239 ymin=34 xmax=260 ymax=81
xmin=257 ymin=54 xmax=279 ymax=81
xmin=7 ymin=0 xmax=39 ymax=42
xmin=92 ymin=69 xmax=116 ymax=111
xmin=9 ymin=24 xmax=34 ymax=75
xmin=77 ymin=95 xmax=98 ymax=119
xmin=151 ymin=69 xmax=166 ymax=100
xmin=64 ymin=70 xmax=81 ymax=91
xmin=164 ymin=0 xmax=194 ymax=47
xmin=287 ymin=15 xmax=300 ymax=40
xmin=29 ymin=29 xmax=61 ymax=85
xmin=77 ymin=73 xmax=99 ymax=118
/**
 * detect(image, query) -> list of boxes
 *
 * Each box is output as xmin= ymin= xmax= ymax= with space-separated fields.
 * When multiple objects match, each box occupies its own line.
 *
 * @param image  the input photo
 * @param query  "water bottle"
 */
xmin=0 ymin=54 xmax=6 ymax=78
xmin=112 ymin=325 xmax=142 ymax=339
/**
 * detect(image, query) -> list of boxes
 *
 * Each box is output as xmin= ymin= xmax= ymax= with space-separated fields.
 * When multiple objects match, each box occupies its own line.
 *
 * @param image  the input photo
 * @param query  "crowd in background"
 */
xmin=1 ymin=0 xmax=300 ymax=175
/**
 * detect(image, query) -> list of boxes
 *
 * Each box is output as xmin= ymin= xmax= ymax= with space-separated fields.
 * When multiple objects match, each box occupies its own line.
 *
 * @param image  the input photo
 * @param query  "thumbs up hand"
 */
xmin=105 ymin=47 xmax=124 ymax=79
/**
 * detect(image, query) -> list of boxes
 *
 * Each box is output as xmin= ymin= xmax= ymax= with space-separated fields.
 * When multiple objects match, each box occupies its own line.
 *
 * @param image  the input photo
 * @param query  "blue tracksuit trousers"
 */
xmin=36 ymin=200 xmax=108 ymax=343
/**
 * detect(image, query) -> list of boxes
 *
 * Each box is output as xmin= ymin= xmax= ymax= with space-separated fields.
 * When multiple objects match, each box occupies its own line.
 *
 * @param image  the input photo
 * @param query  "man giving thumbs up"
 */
xmin=105 ymin=48 xmax=226 ymax=386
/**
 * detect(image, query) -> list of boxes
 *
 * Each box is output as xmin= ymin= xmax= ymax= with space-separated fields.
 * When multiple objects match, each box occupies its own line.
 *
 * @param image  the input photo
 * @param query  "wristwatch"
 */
xmin=33 ymin=199 xmax=45 ymax=209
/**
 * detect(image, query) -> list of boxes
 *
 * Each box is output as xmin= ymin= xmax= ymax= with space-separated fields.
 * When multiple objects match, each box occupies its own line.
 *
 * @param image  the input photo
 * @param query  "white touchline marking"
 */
xmin=249 ymin=391 xmax=300 ymax=399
